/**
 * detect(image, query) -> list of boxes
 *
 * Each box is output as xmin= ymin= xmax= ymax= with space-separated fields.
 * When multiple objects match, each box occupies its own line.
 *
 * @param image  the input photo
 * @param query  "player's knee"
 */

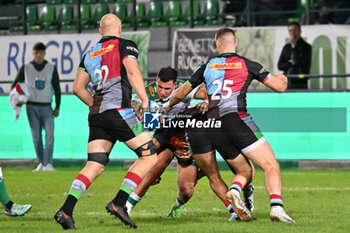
xmin=208 ymin=175 xmax=223 ymax=186
xmin=88 ymin=153 xmax=110 ymax=167
xmin=261 ymin=160 xmax=280 ymax=173
xmin=134 ymin=140 xmax=157 ymax=158
xmin=179 ymin=183 xmax=195 ymax=198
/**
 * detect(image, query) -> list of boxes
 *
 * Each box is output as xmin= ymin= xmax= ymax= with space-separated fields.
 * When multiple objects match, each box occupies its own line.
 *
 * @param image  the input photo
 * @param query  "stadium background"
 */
xmin=0 ymin=0 xmax=349 ymax=167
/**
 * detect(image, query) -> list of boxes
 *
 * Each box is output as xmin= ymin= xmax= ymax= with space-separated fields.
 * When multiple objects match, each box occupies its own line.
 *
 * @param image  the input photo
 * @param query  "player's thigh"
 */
xmin=149 ymin=149 xmax=174 ymax=177
xmin=225 ymin=153 xmax=252 ymax=175
xmin=244 ymin=140 xmax=279 ymax=171
xmin=88 ymin=113 xmax=116 ymax=153
xmin=220 ymin=113 xmax=260 ymax=151
xmin=137 ymin=149 xmax=173 ymax=190
xmin=187 ymin=125 xmax=213 ymax=155
xmin=87 ymin=139 xmax=114 ymax=153
xmin=124 ymin=131 xmax=153 ymax=151
xmin=177 ymin=162 xmax=198 ymax=189
xmin=153 ymin=128 xmax=178 ymax=151
xmin=191 ymin=151 xmax=219 ymax=177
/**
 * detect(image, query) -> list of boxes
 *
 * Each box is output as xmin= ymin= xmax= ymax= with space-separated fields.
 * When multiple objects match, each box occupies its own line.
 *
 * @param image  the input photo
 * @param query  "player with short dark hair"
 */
xmin=129 ymin=67 xmax=255 ymax=220
xmin=167 ymin=27 xmax=295 ymax=223
xmin=11 ymin=41 xmax=61 ymax=172
xmin=127 ymin=67 xmax=209 ymax=216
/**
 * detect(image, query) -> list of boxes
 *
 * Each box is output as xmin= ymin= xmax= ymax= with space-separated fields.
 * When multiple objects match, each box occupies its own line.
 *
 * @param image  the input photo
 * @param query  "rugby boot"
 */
xmin=270 ymin=206 xmax=295 ymax=223
xmin=226 ymin=190 xmax=253 ymax=221
xmin=4 ymin=203 xmax=32 ymax=217
xmin=54 ymin=209 xmax=75 ymax=230
xmin=243 ymin=183 xmax=254 ymax=213
xmin=167 ymin=204 xmax=184 ymax=218
xmin=106 ymin=202 xmax=137 ymax=228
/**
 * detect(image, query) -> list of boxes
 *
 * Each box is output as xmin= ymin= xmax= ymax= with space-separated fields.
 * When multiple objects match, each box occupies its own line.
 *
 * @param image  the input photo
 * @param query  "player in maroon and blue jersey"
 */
xmin=167 ymin=27 xmax=294 ymax=223
xmin=54 ymin=14 xmax=158 ymax=229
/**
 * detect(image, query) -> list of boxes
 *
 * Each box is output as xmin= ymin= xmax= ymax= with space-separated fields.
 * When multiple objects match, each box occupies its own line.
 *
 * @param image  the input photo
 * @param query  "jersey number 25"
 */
xmin=211 ymin=79 xmax=233 ymax=100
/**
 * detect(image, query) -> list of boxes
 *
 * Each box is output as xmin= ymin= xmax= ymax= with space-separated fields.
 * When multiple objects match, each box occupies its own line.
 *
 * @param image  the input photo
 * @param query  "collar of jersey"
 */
xmin=99 ymin=36 xmax=119 ymax=43
xmin=31 ymin=60 xmax=48 ymax=71
xmin=219 ymin=52 xmax=237 ymax=57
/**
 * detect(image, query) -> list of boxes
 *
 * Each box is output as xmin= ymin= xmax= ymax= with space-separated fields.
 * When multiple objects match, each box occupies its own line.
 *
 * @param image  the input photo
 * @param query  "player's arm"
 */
xmin=194 ymin=86 xmax=208 ymax=100
xmin=73 ymin=69 xmax=93 ymax=107
xmin=166 ymin=82 xmax=194 ymax=114
xmin=194 ymin=86 xmax=209 ymax=114
xmin=263 ymin=74 xmax=287 ymax=93
xmin=247 ymin=59 xmax=287 ymax=93
xmin=51 ymin=66 xmax=61 ymax=117
xmin=11 ymin=66 xmax=25 ymax=89
xmin=123 ymin=57 xmax=149 ymax=113
xmin=166 ymin=65 xmax=206 ymax=114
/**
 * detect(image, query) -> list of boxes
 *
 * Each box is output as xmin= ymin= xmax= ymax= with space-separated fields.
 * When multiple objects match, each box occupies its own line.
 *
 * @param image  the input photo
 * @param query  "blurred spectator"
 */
xmin=278 ymin=22 xmax=312 ymax=89
xmin=317 ymin=0 xmax=350 ymax=24
xmin=11 ymin=42 xmax=61 ymax=172
xmin=237 ymin=0 xmax=283 ymax=26
xmin=222 ymin=0 xmax=246 ymax=14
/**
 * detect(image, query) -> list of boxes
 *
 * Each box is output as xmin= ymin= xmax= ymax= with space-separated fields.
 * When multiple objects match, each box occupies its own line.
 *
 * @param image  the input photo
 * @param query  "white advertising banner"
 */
xmin=0 ymin=31 xmax=150 ymax=93
xmin=173 ymin=25 xmax=350 ymax=90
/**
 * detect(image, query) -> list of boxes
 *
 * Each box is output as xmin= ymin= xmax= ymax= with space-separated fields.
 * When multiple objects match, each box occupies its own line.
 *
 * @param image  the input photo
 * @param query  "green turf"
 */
xmin=1 ymin=168 xmax=349 ymax=233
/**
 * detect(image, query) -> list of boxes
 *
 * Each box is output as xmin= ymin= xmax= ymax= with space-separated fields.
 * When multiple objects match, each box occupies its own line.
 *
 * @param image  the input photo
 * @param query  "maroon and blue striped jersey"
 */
xmin=188 ymin=53 xmax=270 ymax=118
xmin=79 ymin=36 xmax=139 ymax=115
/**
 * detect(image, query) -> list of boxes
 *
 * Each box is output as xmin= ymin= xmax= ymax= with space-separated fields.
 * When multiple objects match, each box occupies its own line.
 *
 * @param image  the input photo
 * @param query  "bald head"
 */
xmin=215 ymin=28 xmax=237 ymax=54
xmin=99 ymin=13 xmax=122 ymax=37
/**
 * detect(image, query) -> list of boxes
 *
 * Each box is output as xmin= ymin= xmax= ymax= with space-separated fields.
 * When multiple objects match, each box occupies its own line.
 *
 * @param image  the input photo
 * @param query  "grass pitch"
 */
xmin=1 ymin=167 xmax=349 ymax=233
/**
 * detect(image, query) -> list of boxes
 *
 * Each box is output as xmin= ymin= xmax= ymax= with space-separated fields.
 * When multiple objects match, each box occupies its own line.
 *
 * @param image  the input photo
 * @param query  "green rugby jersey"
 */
xmin=134 ymin=80 xmax=200 ymax=116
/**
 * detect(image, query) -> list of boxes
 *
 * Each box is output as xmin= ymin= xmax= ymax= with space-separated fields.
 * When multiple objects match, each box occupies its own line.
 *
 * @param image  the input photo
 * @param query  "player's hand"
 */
xmin=195 ymin=101 xmax=208 ymax=114
xmin=150 ymin=177 xmax=161 ymax=186
xmin=138 ymin=100 xmax=149 ymax=122
xmin=165 ymin=105 xmax=172 ymax=115
xmin=174 ymin=149 xmax=191 ymax=161
xmin=16 ymin=102 xmax=24 ymax=107
xmin=53 ymin=108 xmax=59 ymax=117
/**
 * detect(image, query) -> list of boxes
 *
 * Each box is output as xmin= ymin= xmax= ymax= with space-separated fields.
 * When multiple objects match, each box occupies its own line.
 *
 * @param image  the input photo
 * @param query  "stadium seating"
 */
xmin=202 ymin=0 xmax=223 ymax=25
xmin=63 ymin=0 xmax=77 ymax=4
xmin=1 ymin=5 xmax=23 ymax=31
xmin=58 ymin=5 xmax=77 ymax=30
xmin=129 ymin=3 xmax=151 ymax=28
xmin=165 ymin=0 xmax=187 ymax=27
xmin=183 ymin=0 xmax=205 ymax=26
xmin=9 ymin=5 xmax=41 ymax=32
xmin=113 ymin=3 xmax=132 ymax=28
xmin=221 ymin=2 xmax=236 ymax=26
xmin=81 ymin=0 xmax=97 ymax=4
xmin=99 ymin=0 xmax=115 ymax=3
xmin=92 ymin=4 xmax=109 ymax=27
xmin=147 ymin=1 xmax=167 ymax=27
xmin=41 ymin=5 xmax=59 ymax=31
xmin=47 ymin=0 xmax=62 ymax=4
xmin=80 ymin=4 xmax=95 ymax=29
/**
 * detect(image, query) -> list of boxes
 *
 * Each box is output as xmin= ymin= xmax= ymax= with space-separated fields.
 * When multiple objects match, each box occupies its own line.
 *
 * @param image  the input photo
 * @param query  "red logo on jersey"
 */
xmin=90 ymin=44 xmax=115 ymax=58
xmin=210 ymin=62 xmax=242 ymax=69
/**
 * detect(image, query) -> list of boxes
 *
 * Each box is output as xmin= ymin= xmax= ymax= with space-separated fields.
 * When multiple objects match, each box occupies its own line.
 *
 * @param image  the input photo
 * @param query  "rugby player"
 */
xmin=166 ymin=27 xmax=295 ymax=223
xmin=127 ymin=67 xmax=255 ymax=220
xmin=127 ymin=67 xmax=211 ymax=216
xmin=54 ymin=14 xmax=158 ymax=229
